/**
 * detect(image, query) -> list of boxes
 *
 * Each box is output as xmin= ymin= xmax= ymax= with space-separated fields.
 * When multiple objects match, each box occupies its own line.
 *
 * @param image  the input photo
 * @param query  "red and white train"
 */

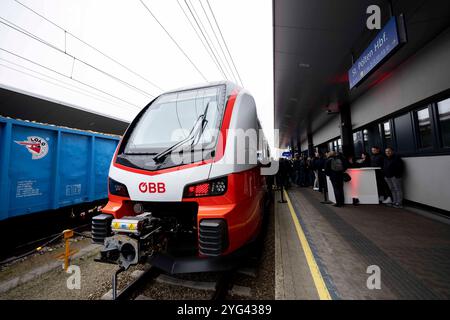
xmin=93 ymin=81 xmax=271 ymax=273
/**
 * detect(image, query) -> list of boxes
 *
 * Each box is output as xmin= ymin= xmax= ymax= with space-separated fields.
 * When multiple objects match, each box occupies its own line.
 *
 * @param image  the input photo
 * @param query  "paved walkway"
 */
xmin=275 ymin=187 xmax=450 ymax=300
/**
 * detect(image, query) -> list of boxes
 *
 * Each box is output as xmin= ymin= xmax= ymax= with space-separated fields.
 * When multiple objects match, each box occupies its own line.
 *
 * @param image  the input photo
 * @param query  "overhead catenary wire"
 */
xmin=176 ymin=0 xmax=226 ymax=80
xmin=184 ymin=0 xmax=229 ymax=81
xmin=0 ymin=17 xmax=156 ymax=99
xmin=206 ymin=0 xmax=244 ymax=87
xmin=13 ymin=0 xmax=164 ymax=92
xmin=198 ymin=0 xmax=237 ymax=83
xmin=139 ymin=0 xmax=208 ymax=82
xmin=0 ymin=46 xmax=142 ymax=109
xmin=0 ymin=57 xmax=137 ymax=111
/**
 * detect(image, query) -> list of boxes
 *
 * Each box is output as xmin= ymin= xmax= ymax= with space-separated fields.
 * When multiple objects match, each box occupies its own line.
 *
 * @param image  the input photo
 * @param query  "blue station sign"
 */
xmin=348 ymin=16 xmax=406 ymax=89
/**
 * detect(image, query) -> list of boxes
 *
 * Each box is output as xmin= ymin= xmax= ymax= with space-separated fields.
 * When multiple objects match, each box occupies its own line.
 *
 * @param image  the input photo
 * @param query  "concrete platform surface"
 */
xmin=275 ymin=187 xmax=450 ymax=300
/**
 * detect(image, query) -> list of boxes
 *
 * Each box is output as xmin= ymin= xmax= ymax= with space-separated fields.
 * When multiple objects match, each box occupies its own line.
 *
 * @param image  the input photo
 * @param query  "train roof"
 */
xmin=163 ymin=81 xmax=240 ymax=95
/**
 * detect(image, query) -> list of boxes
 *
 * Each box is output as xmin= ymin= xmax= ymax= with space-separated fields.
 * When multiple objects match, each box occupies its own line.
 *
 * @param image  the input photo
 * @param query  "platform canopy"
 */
xmin=0 ymin=86 xmax=129 ymax=135
xmin=274 ymin=0 xmax=450 ymax=148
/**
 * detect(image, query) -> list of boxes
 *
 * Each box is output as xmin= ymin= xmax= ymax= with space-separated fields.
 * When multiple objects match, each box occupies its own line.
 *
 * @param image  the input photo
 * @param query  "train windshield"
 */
xmin=124 ymin=85 xmax=226 ymax=154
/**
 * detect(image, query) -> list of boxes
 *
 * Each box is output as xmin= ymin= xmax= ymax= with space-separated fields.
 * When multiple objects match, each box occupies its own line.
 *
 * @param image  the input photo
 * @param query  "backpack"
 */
xmin=331 ymin=158 xmax=344 ymax=172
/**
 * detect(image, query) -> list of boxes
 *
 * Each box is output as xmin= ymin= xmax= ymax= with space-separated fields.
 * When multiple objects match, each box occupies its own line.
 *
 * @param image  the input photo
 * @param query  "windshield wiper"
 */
xmin=153 ymin=102 xmax=210 ymax=163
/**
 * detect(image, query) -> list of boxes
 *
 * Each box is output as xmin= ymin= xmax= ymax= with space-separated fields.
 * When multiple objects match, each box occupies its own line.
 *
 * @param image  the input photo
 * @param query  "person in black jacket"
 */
xmin=292 ymin=154 xmax=302 ymax=186
xmin=311 ymin=152 xmax=320 ymax=191
xmin=316 ymin=152 xmax=327 ymax=192
xmin=371 ymin=146 xmax=391 ymax=203
xmin=355 ymin=152 xmax=371 ymax=167
xmin=325 ymin=151 xmax=348 ymax=207
xmin=276 ymin=158 xmax=288 ymax=189
xmin=383 ymin=147 xmax=404 ymax=208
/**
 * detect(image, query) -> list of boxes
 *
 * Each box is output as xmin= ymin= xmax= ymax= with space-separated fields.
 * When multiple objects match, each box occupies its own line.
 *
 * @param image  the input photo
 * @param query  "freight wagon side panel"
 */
xmin=0 ymin=121 xmax=7 ymax=220
xmin=94 ymin=137 xmax=119 ymax=199
xmin=8 ymin=124 xmax=57 ymax=218
xmin=58 ymin=132 xmax=90 ymax=207
xmin=0 ymin=116 xmax=120 ymax=221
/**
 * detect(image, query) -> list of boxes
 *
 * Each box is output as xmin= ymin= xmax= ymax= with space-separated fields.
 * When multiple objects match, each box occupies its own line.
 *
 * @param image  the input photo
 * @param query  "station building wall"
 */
xmin=301 ymin=140 xmax=309 ymax=152
xmin=310 ymin=27 xmax=450 ymax=212
xmin=351 ymin=27 xmax=450 ymax=129
xmin=311 ymin=115 xmax=340 ymax=146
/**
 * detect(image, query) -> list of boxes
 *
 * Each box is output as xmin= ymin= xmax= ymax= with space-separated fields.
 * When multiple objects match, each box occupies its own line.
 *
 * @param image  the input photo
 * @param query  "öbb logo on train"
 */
xmin=138 ymin=182 xmax=166 ymax=193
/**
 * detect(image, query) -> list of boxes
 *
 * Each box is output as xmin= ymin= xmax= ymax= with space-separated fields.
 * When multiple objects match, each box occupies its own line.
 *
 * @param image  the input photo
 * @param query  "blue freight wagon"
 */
xmin=0 ymin=116 xmax=120 ymax=221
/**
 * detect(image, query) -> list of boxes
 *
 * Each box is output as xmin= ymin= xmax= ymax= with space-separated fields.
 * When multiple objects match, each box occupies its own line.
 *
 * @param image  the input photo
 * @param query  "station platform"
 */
xmin=275 ymin=187 xmax=450 ymax=300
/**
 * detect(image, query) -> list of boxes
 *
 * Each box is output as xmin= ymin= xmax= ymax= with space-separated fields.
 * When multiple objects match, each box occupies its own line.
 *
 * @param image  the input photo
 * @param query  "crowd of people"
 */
xmin=276 ymin=147 xmax=405 ymax=209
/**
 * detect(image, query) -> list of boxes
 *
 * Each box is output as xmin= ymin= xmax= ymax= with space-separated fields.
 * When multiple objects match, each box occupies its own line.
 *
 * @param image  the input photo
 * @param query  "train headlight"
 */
xmin=108 ymin=178 xmax=129 ymax=197
xmin=183 ymin=176 xmax=228 ymax=198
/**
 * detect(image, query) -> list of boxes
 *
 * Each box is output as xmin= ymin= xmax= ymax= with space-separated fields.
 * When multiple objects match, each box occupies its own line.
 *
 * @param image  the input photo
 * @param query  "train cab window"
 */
xmin=437 ymin=98 xmax=450 ymax=148
xmin=415 ymin=107 xmax=433 ymax=149
xmin=337 ymin=138 xmax=342 ymax=153
xmin=124 ymin=85 xmax=225 ymax=154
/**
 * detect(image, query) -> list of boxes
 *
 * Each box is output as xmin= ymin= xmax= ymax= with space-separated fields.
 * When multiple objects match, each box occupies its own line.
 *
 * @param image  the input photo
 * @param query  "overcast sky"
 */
xmin=0 ymin=0 xmax=274 ymax=149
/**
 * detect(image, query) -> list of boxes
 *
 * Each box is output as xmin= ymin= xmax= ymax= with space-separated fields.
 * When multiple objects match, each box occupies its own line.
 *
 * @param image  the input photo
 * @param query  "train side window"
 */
xmin=415 ymin=107 xmax=433 ymax=149
xmin=437 ymin=98 xmax=450 ymax=148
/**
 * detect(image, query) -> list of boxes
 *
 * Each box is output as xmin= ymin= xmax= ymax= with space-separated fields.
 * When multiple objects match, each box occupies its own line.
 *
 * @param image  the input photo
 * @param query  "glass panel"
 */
xmin=394 ymin=113 xmax=415 ymax=153
xmin=383 ymin=121 xmax=392 ymax=148
xmin=353 ymin=131 xmax=364 ymax=157
xmin=438 ymin=98 xmax=450 ymax=147
xmin=363 ymin=129 xmax=369 ymax=142
xmin=124 ymin=85 xmax=225 ymax=154
xmin=416 ymin=107 xmax=432 ymax=149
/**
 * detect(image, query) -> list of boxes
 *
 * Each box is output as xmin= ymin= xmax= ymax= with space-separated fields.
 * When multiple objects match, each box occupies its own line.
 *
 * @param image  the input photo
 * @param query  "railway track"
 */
xmin=105 ymin=265 xmax=254 ymax=301
xmin=0 ymin=202 xmax=105 ymax=264
xmin=0 ymin=222 xmax=93 ymax=266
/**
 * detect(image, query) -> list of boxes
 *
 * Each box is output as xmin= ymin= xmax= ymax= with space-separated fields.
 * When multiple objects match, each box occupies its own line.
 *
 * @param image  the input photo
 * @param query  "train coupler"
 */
xmin=94 ymin=212 xmax=163 ymax=270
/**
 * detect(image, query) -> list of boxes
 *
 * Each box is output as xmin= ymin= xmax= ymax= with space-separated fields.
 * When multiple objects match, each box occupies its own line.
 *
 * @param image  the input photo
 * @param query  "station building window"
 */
xmin=382 ymin=121 xmax=392 ymax=148
xmin=363 ymin=129 xmax=369 ymax=143
xmin=437 ymin=98 xmax=450 ymax=148
xmin=349 ymin=92 xmax=450 ymax=158
xmin=394 ymin=113 xmax=415 ymax=154
xmin=352 ymin=124 xmax=382 ymax=158
xmin=353 ymin=131 xmax=364 ymax=157
xmin=324 ymin=138 xmax=341 ymax=153
xmin=415 ymin=107 xmax=433 ymax=149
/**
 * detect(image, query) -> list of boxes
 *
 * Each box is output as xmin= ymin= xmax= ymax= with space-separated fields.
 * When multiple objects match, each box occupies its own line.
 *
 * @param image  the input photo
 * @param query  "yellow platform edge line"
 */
xmin=284 ymin=190 xmax=332 ymax=300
